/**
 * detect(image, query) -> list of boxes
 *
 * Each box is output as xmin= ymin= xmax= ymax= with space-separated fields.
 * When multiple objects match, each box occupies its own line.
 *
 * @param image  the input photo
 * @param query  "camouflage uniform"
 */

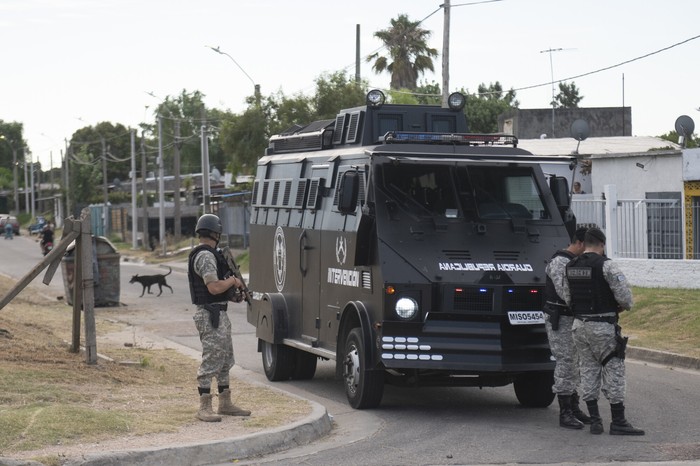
xmin=545 ymin=254 xmax=579 ymax=395
xmin=192 ymin=249 xmax=234 ymax=390
xmin=563 ymin=257 xmax=633 ymax=404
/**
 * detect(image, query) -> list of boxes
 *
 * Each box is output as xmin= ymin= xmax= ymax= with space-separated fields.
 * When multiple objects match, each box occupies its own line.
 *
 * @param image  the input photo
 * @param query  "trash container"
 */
xmin=62 ymin=236 xmax=121 ymax=307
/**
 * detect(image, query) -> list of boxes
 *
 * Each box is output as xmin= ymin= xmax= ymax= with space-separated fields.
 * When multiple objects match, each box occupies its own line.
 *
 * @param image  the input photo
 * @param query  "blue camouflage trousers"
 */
xmin=572 ymin=319 xmax=626 ymax=404
xmin=545 ymin=314 xmax=580 ymax=395
xmin=194 ymin=307 xmax=234 ymax=390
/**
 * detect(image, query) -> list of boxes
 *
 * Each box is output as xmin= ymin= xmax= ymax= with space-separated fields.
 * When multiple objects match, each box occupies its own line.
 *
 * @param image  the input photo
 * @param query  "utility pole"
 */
xmin=173 ymin=120 xmax=182 ymax=242
xmin=23 ymin=149 xmax=29 ymax=213
xmin=64 ymin=139 xmax=71 ymax=218
xmin=30 ymin=155 xmax=35 ymax=219
xmin=130 ymin=129 xmax=137 ymax=249
xmin=101 ymin=137 xmax=108 ymax=235
xmin=201 ymin=124 xmax=211 ymax=214
xmin=355 ymin=24 xmax=361 ymax=83
xmin=441 ymin=0 xmax=451 ymax=108
xmin=140 ymin=131 xmax=148 ymax=250
xmin=158 ymin=115 xmax=166 ymax=255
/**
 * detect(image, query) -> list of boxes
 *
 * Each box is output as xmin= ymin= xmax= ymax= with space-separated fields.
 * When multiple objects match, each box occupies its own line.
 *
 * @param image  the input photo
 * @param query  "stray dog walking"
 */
xmin=129 ymin=266 xmax=174 ymax=297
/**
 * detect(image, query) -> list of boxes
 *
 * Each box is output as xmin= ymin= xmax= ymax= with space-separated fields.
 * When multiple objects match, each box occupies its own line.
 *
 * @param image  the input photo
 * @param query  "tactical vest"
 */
xmin=544 ymin=249 xmax=576 ymax=308
xmin=188 ymin=244 xmax=231 ymax=304
xmin=565 ymin=252 xmax=618 ymax=315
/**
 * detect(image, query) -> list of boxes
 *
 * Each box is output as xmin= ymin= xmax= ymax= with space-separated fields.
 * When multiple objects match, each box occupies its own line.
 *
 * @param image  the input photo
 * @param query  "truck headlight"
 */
xmin=395 ymin=297 xmax=418 ymax=320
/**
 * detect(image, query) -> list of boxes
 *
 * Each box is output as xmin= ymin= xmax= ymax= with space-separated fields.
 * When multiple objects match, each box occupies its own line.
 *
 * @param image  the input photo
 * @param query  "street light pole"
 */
xmin=206 ymin=45 xmax=260 ymax=106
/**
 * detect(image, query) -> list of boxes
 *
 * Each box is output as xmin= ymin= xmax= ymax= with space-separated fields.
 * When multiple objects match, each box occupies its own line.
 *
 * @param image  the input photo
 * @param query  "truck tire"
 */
xmin=513 ymin=371 xmax=555 ymax=407
xmin=343 ymin=328 xmax=384 ymax=409
xmin=291 ymin=349 xmax=318 ymax=380
xmin=261 ymin=340 xmax=294 ymax=381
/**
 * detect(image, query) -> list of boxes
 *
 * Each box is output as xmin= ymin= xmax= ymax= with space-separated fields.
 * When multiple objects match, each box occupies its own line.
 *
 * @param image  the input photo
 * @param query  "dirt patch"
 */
xmin=0 ymin=275 xmax=310 ymax=465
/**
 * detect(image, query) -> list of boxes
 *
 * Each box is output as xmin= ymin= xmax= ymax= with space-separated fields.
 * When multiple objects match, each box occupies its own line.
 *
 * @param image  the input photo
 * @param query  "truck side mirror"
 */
xmin=338 ymin=171 xmax=360 ymax=214
xmin=550 ymin=176 xmax=570 ymax=208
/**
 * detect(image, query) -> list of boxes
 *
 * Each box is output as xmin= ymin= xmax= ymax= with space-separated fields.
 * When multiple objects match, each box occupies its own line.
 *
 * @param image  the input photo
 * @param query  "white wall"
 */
xmin=683 ymin=148 xmax=700 ymax=181
xmin=591 ymin=152 xmax=682 ymax=199
xmin=617 ymin=258 xmax=700 ymax=289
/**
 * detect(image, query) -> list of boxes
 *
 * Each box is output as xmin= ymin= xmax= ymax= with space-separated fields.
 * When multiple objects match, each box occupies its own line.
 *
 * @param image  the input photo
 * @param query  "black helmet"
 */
xmin=195 ymin=214 xmax=222 ymax=235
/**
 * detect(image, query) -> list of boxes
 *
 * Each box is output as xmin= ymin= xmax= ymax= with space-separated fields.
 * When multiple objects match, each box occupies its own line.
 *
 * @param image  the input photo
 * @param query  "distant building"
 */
xmin=498 ymin=107 xmax=632 ymax=139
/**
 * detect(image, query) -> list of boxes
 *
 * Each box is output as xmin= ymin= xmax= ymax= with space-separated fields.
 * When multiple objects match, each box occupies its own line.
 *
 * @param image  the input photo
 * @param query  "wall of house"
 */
xmin=590 ymin=152 xmax=682 ymax=199
xmin=617 ymin=258 xmax=700 ymax=289
xmin=498 ymin=107 xmax=632 ymax=139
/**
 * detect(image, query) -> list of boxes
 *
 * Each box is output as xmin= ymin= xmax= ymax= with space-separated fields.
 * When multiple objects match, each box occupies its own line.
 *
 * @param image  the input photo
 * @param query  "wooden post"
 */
xmin=80 ymin=210 xmax=97 ymax=364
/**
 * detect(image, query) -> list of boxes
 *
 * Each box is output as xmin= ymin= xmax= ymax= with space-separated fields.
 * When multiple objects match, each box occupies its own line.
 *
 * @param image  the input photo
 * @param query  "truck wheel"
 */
xmin=513 ymin=371 xmax=555 ymax=407
xmin=291 ymin=349 xmax=317 ymax=380
xmin=343 ymin=328 xmax=384 ymax=409
xmin=261 ymin=340 xmax=294 ymax=381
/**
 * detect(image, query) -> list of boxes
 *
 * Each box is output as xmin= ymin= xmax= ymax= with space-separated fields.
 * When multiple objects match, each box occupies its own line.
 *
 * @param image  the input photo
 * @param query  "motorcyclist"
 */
xmin=40 ymin=224 xmax=54 ymax=254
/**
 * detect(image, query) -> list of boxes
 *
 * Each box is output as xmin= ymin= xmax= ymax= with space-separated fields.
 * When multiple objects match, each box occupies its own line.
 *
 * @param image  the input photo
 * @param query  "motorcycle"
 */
xmin=41 ymin=240 xmax=54 ymax=256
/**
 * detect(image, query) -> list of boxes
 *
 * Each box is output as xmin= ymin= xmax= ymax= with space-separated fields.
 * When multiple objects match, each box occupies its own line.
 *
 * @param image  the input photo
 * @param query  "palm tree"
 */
xmin=367 ymin=14 xmax=438 ymax=91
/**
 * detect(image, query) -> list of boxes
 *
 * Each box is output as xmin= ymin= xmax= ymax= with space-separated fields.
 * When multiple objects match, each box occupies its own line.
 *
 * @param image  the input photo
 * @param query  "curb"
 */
xmin=63 ymin=401 xmax=332 ymax=466
xmin=627 ymin=346 xmax=700 ymax=371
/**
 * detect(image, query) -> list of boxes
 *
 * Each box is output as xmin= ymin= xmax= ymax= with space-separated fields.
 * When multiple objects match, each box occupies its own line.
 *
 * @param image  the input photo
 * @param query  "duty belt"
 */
xmin=575 ymin=315 xmax=617 ymax=324
xmin=203 ymin=303 xmax=228 ymax=329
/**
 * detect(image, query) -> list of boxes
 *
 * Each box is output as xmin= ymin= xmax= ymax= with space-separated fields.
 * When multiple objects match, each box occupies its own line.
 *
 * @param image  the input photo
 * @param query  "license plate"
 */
xmin=507 ymin=311 xmax=545 ymax=325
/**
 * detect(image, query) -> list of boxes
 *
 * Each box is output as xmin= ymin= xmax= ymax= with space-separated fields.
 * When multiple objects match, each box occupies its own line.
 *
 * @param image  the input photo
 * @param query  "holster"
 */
xmin=203 ymin=303 xmax=227 ymax=329
xmin=601 ymin=323 xmax=628 ymax=365
xmin=543 ymin=304 xmax=561 ymax=331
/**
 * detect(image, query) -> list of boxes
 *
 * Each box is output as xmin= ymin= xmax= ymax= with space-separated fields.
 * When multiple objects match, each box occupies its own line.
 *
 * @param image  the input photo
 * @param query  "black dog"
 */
xmin=129 ymin=266 xmax=173 ymax=297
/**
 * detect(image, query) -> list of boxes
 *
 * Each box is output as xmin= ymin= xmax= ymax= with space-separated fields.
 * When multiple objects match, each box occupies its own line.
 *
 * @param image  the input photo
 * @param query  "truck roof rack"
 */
xmin=383 ymin=131 xmax=518 ymax=147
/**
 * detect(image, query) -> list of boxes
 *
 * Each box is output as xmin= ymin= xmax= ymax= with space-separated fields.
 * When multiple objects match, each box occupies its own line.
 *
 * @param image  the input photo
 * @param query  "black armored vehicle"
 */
xmin=247 ymin=90 xmax=576 ymax=409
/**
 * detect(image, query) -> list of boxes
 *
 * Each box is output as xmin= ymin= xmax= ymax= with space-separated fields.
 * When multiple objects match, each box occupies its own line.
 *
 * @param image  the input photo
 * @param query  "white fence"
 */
xmin=571 ymin=186 xmax=686 ymax=260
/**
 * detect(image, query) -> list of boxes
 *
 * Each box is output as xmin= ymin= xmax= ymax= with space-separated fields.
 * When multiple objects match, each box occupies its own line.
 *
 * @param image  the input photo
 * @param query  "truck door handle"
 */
xmin=299 ymin=230 xmax=308 ymax=276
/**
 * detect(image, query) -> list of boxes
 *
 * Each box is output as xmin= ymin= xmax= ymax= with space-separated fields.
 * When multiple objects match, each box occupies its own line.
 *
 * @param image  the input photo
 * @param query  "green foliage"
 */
xmin=554 ymin=81 xmax=583 ymax=108
xmin=367 ymin=14 xmax=438 ymax=90
xmin=415 ymin=80 xmax=442 ymax=105
xmin=388 ymin=89 xmax=420 ymax=105
xmin=460 ymin=82 xmax=519 ymax=133
xmin=313 ymin=72 xmax=367 ymax=119
xmin=0 ymin=120 xmax=24 ymax=174
xmin=0 ymin=166 xmax=12 ymax=190
xmin=658 ymin=130 xmax=699 ymax=148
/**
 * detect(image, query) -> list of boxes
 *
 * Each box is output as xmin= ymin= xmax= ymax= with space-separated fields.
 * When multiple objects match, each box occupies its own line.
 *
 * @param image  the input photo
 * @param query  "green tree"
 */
xmin=554 ymin=81 xmax=583 ymax=108
xmin=367 ymin=14 xmax=438 ymax=90
xmin=0 ymin=121 xmax=25 ymax=190
xmin=461 ymin=82 xmax=519 ymax=133
xmin=414 ymin=80 xmax=442 ymax=105
xmin=313 ymin=72 xmax=367 ymax=119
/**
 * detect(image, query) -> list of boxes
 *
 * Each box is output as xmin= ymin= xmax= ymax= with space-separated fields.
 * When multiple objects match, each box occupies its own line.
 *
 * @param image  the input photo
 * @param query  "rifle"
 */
xmin=220 ymin=247 xmax=252 ymax=305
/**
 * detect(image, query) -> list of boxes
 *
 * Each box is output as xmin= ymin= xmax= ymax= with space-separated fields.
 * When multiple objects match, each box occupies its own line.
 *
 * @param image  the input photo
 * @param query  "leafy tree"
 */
xmin=0 ymin=121 xmax=25 ymax=188
xmin=460 ymin=82 xmax=519 ymax=133
xmin=313 ymin=72 xmax=367 ymax=119
xmin=554 ymin=81 xmax=583 ymax=108
xmin=367 ymin=14 xmax=438 ymax=90
xmin=219 ymin=106 xmax=268 ymax=176
xmin=388 ymin=89 xmax=420 ymax=105
xmin=414 ymin=80 xmax=442 ymax=105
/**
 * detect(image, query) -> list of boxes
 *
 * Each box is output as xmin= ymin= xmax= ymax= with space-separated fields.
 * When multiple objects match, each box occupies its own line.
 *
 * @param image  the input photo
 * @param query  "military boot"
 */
xmin=218 ymin=389 xmax=251 ymax=416
xmin=571 ymin=392 xmax=592 ymax=424
xmin=197 ymin=394 xmax=222 ymax=422
xmin=610 ymin=403 xmax=645 ymax=436
xmin=586 ymin=399 xmax=604 ymax=434
xmin=558 ymin=395 xmax=584 ymax=429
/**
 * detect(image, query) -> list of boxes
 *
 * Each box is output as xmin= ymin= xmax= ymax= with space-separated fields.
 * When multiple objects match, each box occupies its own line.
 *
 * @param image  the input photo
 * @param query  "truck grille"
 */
xmin=453 ymin=287 xmax=493 ymax=312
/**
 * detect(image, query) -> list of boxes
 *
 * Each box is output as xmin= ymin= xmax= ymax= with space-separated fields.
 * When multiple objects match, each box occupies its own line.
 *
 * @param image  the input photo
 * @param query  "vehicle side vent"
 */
xmin=271 ymin=181 xmax=280 ymax=207
xmin=345 ymin=111 xmax=364 ymax=144
xmin=261 ymin=180 xmax=270 ymax=206
xmin=293 ymin=179 xmax=308 ymax=209
xmin=282 ymin=179 xmax=292 ymax=207
xmin=358 ymin=172 xmax=366 ymax=204
xmin=306 ymin=178 xmax=324 ymax=210
xmin=443 ymin=250 xmax=472 ymax=261
xmin=333 ymin=114 xmax=347 ymax=145
xmin=252 ymin=180 xmax=260 ymax=207
xmin=361 ymin=271 xmax=372 ymax=290
xmin=494 ymin=250 xmax=519 ymax=261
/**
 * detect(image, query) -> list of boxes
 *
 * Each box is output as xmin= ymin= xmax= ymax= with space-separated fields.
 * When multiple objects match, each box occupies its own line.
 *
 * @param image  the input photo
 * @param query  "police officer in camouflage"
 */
xmin=544 ymin=227 xmax=591 ymax=429
xmin=188 ymin=213 xmax=251 ymax=422
xmin=563 ymin=227 xmax=644 ymax=436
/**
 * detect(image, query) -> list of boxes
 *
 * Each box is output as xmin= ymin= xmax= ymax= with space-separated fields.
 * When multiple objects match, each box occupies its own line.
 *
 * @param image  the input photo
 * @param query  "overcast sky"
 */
xmin=2 ymin=0 xmax=699 ymax=169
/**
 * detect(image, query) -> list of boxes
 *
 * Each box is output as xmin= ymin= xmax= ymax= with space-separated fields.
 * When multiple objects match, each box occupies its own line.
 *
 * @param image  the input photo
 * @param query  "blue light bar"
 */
xmin=383 ymin=131 xmax=518 ymax=147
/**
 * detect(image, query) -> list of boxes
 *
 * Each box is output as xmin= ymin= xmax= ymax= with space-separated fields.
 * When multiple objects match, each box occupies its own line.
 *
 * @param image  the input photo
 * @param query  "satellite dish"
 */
xmin=675 ymin=115 xmax=695 ymax=148
xmin=570 ymin=119 xmax=590 ymax=142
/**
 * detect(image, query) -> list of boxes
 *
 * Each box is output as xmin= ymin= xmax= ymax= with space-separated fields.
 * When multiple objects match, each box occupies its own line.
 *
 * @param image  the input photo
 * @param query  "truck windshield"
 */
xmin=378 ymin=162 xmax=550 ymax=221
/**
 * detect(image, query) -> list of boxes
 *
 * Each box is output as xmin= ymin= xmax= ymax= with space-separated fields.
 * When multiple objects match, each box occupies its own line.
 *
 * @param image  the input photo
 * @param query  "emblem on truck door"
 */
xmin=273 ymin=226 xmax=286 ymax=291
xmin=336 ymin=236 xmax=347 ymax=265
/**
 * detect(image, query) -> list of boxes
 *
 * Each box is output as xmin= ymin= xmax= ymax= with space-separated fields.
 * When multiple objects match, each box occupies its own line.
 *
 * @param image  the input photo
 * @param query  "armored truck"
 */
xmin=247 ymin=90 xmax=576 ymax=409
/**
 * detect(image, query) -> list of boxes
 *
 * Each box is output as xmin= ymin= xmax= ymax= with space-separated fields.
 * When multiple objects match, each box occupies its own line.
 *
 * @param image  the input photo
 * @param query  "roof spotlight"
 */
xmin=366 ymin=89 xmax=385 ymax=108
xmin=447 ymin=92 xmax=466 ymax=111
